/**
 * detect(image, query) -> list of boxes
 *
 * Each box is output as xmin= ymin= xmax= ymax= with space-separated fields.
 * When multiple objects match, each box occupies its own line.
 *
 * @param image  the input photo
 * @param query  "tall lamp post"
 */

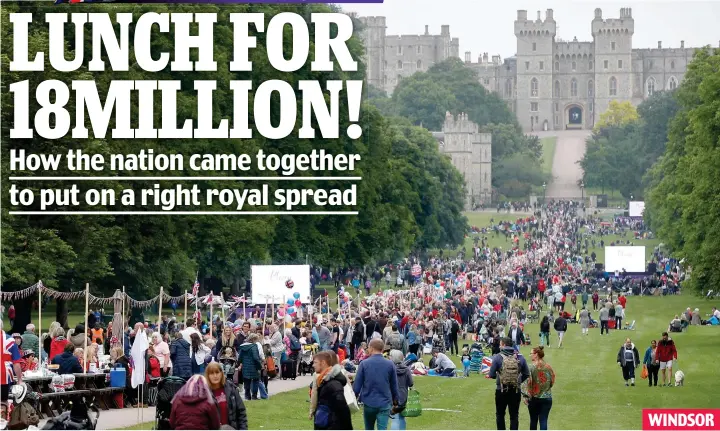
xmin=580 ymin=180 xmax=585 ymax=202
xmin=542 ymin=182 xmax=546 ymax=203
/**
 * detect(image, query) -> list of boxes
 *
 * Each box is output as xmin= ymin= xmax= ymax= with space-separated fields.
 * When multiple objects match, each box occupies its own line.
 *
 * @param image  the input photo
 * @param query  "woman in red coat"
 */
xmin=49 ymin=327 xmax=70 ymax=362
xmin=170 ymin=375 xmax=221 ymax=430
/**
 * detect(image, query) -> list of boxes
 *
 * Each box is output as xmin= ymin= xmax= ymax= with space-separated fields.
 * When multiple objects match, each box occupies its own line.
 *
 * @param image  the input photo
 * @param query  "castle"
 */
xmin=357 ymin=8 xmax=705 ymax=132
xmin=432 ymin=113 xmax=493 ymax=209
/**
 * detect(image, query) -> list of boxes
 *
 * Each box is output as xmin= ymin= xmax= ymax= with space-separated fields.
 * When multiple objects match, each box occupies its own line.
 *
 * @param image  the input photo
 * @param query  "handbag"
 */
xmin=641 ymin=364 xmax=648 ymax=379
xmin=401 ymin=389 xmax=422 ymax=418
xmin=314 ymin=405 xmax=331 ymax=428
xmin=344 ymin=383 xmax=360 ymax=413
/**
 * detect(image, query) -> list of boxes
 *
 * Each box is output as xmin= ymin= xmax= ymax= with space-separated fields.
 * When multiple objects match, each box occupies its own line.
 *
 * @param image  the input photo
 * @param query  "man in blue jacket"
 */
xmin=488 ymin=338 xmax=531 ymax=430
xmin=353 ymin=338 xmax=399 ymax=430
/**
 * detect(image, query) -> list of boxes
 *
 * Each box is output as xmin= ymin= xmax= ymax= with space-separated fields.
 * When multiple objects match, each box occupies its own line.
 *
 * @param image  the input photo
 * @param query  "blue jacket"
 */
xmin=643 ymin=347 xmax=656 ymax=365
xmin=237 ymin=343 xmax=262 ymax=380
xmin=170 ymin=338 xmax=193 ymax=379
xmin=353 ymin=354 xmax=399 ymax=409
xmin=406 ymin=331 xmax=417 ymax=346
xmin=488 ymin=347 xmax=531 ymax=390
xmin=51 ymin=352 xmax=83 ymax=375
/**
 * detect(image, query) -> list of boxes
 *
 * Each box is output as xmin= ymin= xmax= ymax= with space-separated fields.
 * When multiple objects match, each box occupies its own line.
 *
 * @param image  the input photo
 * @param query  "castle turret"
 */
xmin=592 ymin=7 xmax=634 ymax=125
xmin=514 ymin=9 xmax=557 ymax=131
xmin=357 ymin=16 xmax=386 ymax=91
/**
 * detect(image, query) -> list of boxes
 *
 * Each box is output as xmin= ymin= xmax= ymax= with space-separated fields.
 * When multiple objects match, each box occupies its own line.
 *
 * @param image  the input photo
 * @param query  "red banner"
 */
xmin=642 ymin=409 xmax=720 ymax=430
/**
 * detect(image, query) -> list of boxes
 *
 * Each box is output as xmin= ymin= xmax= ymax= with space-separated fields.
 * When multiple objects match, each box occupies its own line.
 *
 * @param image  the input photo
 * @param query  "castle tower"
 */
xmin=357 ymin=16 xmax=387 ymax=93
xmin=515 ymin=9 xmax=557 ymax=132
xmin=592 ymin=8 xmax=634 ymax=124
xmin=440 ymin=112 xmax=492 ymax=209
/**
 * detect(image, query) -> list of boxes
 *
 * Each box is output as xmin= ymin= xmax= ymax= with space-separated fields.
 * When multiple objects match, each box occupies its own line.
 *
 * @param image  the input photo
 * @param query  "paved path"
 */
xmin=533 ymin=130 xmax=590 ymax=199
xmin=39 ymin=375 xmax=314 ymax=430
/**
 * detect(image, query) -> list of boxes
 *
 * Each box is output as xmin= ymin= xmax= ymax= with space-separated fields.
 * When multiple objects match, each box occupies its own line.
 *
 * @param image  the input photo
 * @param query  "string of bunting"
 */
xmin=1 ymin=282 xmax=192 ymax=309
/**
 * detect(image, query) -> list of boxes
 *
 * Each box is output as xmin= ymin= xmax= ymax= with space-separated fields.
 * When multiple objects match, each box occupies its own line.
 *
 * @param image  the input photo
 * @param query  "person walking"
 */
xmin=539 ymin=316 xmax=550 ymax=348
xmin=579 ymin=307 xmax=590 ymax=336
xmin=553 ymin=314 xmax=567 ymax=348
xmin=616 ymin=338 xmax=640 ymax=386
xmin=591 ymin=291 xmax=599 ymax=311
xmin=310 ymin=351 xmax=353 ymax=430
xmin=522 ymin=346 xmax=555 ymax=430
xmin=238 ymin=334 xmax=263 ymax=400
xmin=614 ymin=302 xmax=624 ymax=330
xmin=388 ymin=350 xmax=413 ymax=430
xmin=205 ymin=362 xmax=248 ymax=430
xmin=599 ymin=304 xmax=610 ymax=335
xmin=643 ymin=340 xmax=660 ymax=387
xmin=581 ymin=289 xmax=589 ymax=310
xmin=655 ymin=332 xmax=678 ymax=387
xmin=353 ymin=339 xmax=399 ymax=430
xmin=488 ymin=337 xmax=531 ymax=430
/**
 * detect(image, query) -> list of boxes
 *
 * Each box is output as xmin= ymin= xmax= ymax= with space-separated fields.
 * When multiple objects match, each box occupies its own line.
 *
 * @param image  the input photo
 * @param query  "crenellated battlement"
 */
xmin=443 ymin=112 xmax=480 ymax=134
xmin=592 ymin=7 xmax=634 ymax=36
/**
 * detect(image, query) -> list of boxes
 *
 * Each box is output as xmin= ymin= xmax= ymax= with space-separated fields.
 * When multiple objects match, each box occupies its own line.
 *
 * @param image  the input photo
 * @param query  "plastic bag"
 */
xmin=401 ymin=390 xmax=422 ymax=418
xmin=641 ymin=364 xmax=648 ymax=379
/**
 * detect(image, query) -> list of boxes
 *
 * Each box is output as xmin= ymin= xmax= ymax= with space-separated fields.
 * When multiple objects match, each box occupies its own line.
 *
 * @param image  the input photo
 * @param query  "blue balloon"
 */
xmin=287 ymin=307 xmax=295 ymax=314
xmin=462 ymin=359 xmax=471 ymax=367
xmin=293 ymin=292 xmax=301 ymax=299
xmin=287 ymin=299 xmax=294 ymax=305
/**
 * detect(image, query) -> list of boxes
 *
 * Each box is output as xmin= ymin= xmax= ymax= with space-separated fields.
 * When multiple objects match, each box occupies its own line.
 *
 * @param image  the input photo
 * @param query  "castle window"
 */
xmin=572 ymin=61 xmax=577 ymax=71
xmin=553 ymin=80 xmax=560 ymax=98
xmin=611 ymin=41 xmax=616 ymax=51
xmin=484 ymin=77 xmax=490 ymax=85
xmin=397 ymin=60 xmax=403 ymax=69
xmin=668 ymin=76 xmax=678 ymax=90
xmin=604 ymin=60 xmax=609 ymax=69
xmin=417 ymin=60 xmax=422 ymax=70
xmin=531 ymin=102 xmax=538 ymax=112
xmin=555 ymin=102 xmax=559 ymax=112
xmin=505 ymin=79 xmax=513 ymax=97
xmin=570 ymin=78 xmax=578 ymax=97
xmin=383 ymin=75 xmax=387 ymax=85
xmin=525 ymin=61 xmax=530 ymax=71
xmin=383 ymin=60 xmax=387 ymax=69
xmin=417 ymin=45 xmax=423 ymax=54
xmin=539 ymin=61 xmax=544 ymax=71
xmin=590 ymin=102 xmax=594 ymax=112
xmin=530 ymin=78 xmax=538 ymax=97
xmin=533 ymin=42 xmax=537 ymax=52
xmin=588 ymin=80 xmax=594 ymax=97
xmin=589 ymin=60 xmax=593 ymax=70
xmin=609 ymin=77 xmax=617 ymax=96
xmin=646 ymin=77 xmax=655 ymax=96
xmin=397 ymin=46 xmax=403 ymax=55
xmin=618 ymin=59 xmax=623 ymax=69
xmin=649 ymin=60 xmax=654 ymax=69
xmin=554 ymin=61 xmax=559 ymax=71
xmin=555 ymin=115 xmax=559 ymax=124
xmin=670 ymin=60 xmax=675 ymax=70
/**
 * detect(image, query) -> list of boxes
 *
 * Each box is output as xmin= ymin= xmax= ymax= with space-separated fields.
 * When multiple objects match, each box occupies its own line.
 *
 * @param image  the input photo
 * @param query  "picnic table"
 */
xmin=25 ymin=372 xmax=125 ymax=419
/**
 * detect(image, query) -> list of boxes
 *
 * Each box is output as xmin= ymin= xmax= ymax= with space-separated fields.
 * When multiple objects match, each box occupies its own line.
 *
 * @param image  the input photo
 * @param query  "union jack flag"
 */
xmin=205 ymin=292 xmax=214 ymax=304
xmin=481 ymin=356 xmax=493 ymax=378
xmin=192 ymin=279 xmax=200 ymax=296
xmin=231 ymin=295 xmax=247 ymax=304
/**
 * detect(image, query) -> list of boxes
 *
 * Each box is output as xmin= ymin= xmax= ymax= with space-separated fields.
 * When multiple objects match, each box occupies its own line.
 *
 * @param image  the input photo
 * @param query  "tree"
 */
xmin=594 ymin=100 xmax=639 ymax=132
xmin=645 ymin=47 xmax=720 ymax=294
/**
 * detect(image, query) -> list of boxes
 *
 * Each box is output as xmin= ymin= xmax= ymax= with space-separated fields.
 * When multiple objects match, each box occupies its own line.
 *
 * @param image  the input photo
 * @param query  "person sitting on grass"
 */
xmin=431 ymin=349 xmax=457 ymax=377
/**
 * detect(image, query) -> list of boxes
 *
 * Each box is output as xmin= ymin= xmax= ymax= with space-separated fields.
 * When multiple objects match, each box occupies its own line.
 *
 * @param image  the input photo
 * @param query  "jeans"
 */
xmin=616 ymin=316 xmax=623 ymax=329
xmin=243 ymin=378 xmax=259 ymax=400
xmin=439 ymin=368 xmax=456 ymax=377
xmin=647 ymin=363 xmax=659 ymax=386
xmin=363 ymin=405 xmax=391 ymax=430
xmin=495 ymin=389 xmax=521 ymax=430
xmin=527 ymin=398 xmax=552 ymax=430
xmin=539 ymin=332 xmax=550 ymax=347
xmin=600 ymin=320 xmax=609 ymax=334
xmin=449 ymin=335 xmax=459 ymax=355
xmin=622 ymin=364 xmax=636 ymax=381
xmin=389 ymin=413 xmax=406 ymax=430
xmin=258 ymin=380 xmax=268 ymax=399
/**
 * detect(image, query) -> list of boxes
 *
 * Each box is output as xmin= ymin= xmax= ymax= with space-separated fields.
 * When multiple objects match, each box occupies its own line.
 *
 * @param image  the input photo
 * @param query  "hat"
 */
xmin=22 ymin=349 xmax=35 ymax=358
xmin=10 ymin=382 xmax=28 ymax=403
xmin=12 ymin=333 xmax=21 ymax=339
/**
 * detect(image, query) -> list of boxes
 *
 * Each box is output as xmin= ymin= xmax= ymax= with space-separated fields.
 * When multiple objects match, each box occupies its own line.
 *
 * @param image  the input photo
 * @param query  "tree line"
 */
xmin=580 ymin=47 xmax=720 ymax=293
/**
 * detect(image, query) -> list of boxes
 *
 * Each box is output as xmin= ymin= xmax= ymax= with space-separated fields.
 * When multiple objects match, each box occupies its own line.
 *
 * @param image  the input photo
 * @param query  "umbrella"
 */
xmin=111 ymin=289 xmax=124 ymax=347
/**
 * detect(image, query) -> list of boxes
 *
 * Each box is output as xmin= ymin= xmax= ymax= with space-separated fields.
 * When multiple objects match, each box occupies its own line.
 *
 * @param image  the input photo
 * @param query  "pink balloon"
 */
xmin=278 ymin=310 xmax=286 ymax=317
xmin=295 ymin=300 xmax=302 ymax=307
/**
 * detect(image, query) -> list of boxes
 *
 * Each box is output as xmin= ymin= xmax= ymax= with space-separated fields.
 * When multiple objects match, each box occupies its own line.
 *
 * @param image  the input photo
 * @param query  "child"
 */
xmin=461 ymin=347 xmax=472 ymax=377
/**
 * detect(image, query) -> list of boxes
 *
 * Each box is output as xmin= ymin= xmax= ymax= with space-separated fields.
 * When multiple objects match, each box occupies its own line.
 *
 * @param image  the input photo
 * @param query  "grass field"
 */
xmin=120 ymin=295 xmax=719 ymax=430
xmin=541 ymin=137 xmax=557 ymax=177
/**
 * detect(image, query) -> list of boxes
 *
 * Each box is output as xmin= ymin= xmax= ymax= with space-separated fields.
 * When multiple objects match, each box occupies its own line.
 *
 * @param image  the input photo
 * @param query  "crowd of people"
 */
xmin=3 ymin=199 xmax=717 ymax=431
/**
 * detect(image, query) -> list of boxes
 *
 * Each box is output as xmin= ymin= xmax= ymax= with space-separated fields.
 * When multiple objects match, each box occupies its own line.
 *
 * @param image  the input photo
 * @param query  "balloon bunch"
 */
xmin=279 ymin=292 xmax=303 ymax=318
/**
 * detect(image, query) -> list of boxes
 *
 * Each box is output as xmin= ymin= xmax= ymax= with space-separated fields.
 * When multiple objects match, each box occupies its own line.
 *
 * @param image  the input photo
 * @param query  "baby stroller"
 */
xmin=299 ymin=344 xmax=317 ymax=376
xmin=155 ymin=376 xmax=186 ymax=430
xmin=218 ymin=347 xmax=239 ymax=380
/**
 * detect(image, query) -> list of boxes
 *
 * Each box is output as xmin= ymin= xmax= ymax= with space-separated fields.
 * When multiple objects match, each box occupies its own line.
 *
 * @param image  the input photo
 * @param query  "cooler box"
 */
xmin=109 ymin=364 xmax=126 ymax=388
xmin=608 ymin=320 xmax=616 ymax=329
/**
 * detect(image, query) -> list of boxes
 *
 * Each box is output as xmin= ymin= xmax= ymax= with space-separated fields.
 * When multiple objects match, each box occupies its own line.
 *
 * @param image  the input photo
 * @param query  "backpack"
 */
xmin=451 ymin=320 xmax=460 ymax=333
xmin=8 ymin=402 xmax=40 ymax=430
xmin=498 ymin=354 xmax=520 ymax=389
xmin=289 ymin=336 xmax=301 ymax=351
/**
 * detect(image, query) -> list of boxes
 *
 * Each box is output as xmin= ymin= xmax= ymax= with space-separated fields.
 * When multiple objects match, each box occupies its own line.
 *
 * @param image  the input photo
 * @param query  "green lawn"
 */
xmin=541 ymin=137 xmax=557 ymax=177
xmin=120 ymin=295 xmax=719 ymax=430
xmin=434 ymin=211 xmax=533 ymax=258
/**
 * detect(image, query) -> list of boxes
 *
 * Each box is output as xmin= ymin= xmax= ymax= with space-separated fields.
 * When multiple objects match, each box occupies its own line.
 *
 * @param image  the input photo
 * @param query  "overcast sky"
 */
xmin=344 ymin=1 xmax=720 ymax=59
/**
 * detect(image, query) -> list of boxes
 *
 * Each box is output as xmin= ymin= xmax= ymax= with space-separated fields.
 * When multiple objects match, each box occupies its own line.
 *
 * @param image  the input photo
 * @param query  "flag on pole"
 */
xmin=205 ymin=293 xmax=214 ymax=305
xmin=231 ymin=295 xmax=247 ymax=303
xmin=192 ymin=279 xmax=200 ymax=297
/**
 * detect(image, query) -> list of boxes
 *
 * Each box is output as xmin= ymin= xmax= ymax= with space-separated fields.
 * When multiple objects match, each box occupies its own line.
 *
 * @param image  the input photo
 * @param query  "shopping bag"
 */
xmin=641 ymin=364 xmax=648 ymax=379
xmin=401 ymin=390 xmax=422 ymax=418
xmin=344 ymin=384 xmax=360 ymax=413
